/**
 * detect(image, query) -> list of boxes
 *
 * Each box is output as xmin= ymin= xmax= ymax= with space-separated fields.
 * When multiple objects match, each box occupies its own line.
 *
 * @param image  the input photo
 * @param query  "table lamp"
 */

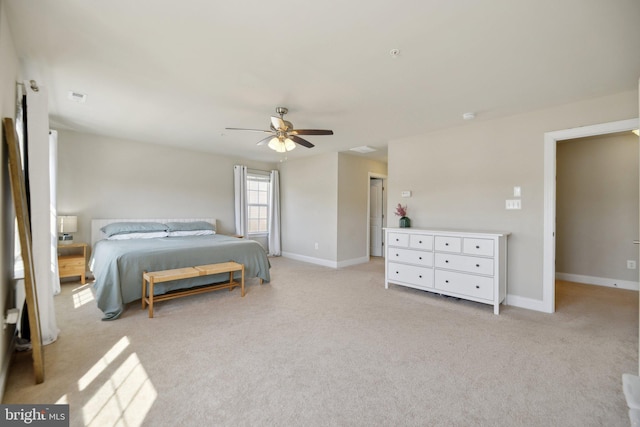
xmin=57 ymin=215 xmax=77 ymax=244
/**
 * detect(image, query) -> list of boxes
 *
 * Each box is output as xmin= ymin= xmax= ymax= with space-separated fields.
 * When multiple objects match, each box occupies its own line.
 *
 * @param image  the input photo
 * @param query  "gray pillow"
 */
xmin=101 ymin=222 xmax=168 ymax=237
xmin=165 ymin=221 xmax=216 ymax=233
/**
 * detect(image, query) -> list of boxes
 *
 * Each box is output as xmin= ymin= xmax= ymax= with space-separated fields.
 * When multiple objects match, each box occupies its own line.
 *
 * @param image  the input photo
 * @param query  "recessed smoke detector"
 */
xmin=390 ymin=48 xmax=400 ymax=58
xmin=67 ymin=91 xmax=87 ymax=103
xmin=350 ymin=145 xmax=377 ymax=154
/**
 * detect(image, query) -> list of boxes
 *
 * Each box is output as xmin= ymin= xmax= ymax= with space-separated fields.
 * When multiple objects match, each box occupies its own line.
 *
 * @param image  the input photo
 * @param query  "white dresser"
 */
xmin=385 ymin=228 xmax=509 ymax=314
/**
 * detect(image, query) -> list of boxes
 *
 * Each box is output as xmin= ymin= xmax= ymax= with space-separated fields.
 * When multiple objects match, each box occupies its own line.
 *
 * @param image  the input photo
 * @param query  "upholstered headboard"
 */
xmin=90 ymin=218 xmax=217 ymax=248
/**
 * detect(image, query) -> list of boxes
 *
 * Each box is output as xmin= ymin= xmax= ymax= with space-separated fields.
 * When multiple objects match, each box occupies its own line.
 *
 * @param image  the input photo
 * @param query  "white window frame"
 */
xmin=246 ymin=170 xmax=270 ymax=236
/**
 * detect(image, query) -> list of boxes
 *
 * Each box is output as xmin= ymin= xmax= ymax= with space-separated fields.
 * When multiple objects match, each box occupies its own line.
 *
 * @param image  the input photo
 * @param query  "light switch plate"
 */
xmin=401 ymin=191 xmax=412 ymax=197
xmin=513 ymin=186 xmax=521 ymax=197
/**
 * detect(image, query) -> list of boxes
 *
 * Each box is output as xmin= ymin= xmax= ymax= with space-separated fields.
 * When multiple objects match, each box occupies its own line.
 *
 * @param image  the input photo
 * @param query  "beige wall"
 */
xmin=56 ymin=130 xmax=276 ymax=244
xmin=337 ymin=153 xmax=387 ymax=262
xmin=388 ymin=90 xmax=638 ymax=303
xmin=280 ymin=152 xmax=339 ymax=262
xmin=556 ymin=132 xmax=639 ymax=283
xmin=279 ymin=152 xmax=388 ymax=266
xmin=0 ymin=0 xmax=19 ymax=398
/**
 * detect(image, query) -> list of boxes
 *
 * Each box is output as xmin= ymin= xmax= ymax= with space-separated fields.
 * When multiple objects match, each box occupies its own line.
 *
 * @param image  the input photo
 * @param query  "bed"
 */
xmin=89 ymin=218 xmax=270 ymax=320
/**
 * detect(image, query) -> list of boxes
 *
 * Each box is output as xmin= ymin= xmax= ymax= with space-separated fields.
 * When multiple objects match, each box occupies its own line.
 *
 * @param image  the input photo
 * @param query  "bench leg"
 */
xmin=142 ymin=272 xmax=147 ymax=310
xmin=148 ymin=279 xmax=155 ymax=318
xmin=241 ymin=266 xmax=245 ymax=297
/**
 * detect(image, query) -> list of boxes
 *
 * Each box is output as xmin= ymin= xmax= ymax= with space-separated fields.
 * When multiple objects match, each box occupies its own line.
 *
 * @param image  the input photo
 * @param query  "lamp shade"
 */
xmin=57 ymin=215 xmax=78 ymax=234
xmin=267 ymin=137 xmax=296 ymax=153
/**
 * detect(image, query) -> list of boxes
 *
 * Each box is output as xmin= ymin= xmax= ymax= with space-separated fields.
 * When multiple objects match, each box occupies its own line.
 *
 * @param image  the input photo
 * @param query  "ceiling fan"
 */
xmin=226 ymin=107 xmax=333 ymax=153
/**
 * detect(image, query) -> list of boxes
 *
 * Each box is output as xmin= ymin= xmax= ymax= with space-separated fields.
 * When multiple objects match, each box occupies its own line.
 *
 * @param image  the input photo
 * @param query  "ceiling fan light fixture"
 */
xmin=267 ymin=137 xmax=296 ymax=153
xmin=268 ymin=137 xmax=284 ymax=152
xmin=227 ymin=106 xmax=331 ymax=152
xmin=284 ymin=138 xmax=296 ymax=151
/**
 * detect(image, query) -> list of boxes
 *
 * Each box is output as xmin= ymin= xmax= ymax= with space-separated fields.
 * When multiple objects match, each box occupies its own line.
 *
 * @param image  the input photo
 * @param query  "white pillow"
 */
xmin=107 ymin=231 xmax=169 ymax=240
xmin=167 ymin=230 xmax=215 ymax=237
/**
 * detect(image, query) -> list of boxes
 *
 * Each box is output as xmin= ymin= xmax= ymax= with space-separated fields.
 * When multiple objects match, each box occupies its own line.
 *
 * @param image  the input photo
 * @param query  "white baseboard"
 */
xmin=556 ymin=272 xmax=639 ymax=291
xmin=282 ymin=252 xmax=337 ymax=268
xmin=281 ymin=253 xmax=370 ymax=269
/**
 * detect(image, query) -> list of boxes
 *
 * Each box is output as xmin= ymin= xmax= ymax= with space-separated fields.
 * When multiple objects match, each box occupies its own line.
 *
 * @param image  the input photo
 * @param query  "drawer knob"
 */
xmin=419 ymin=256 xmax=422 ymax=260
xmin=476 ymin=264 xmax=480 ymax=267
xmin=475 ymin=285 xmax=480 ymax=289
xmin=419 ymin=275 xmax=422 ymax=278
xmin=445 ymin=280 xmax=449 ymax=283
xmin=396 ymin=271 xmax=399 ymax=274
xmin=419 ymin=240 xmax=422 ymax=244
xmin=396 ymin=254 xmax=399 ymax=256
xmin=476 ymin=245 xmax=480 ymax=249
xmin=445 ymin=243 xmax=449 ymax=246
xmin=445 ymin=260 xmax=449 ymax=263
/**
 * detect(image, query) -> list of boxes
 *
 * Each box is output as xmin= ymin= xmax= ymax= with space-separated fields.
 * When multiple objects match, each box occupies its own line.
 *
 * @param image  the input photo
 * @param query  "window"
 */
xmin=247 ymin=172 xmax=270 ymax=234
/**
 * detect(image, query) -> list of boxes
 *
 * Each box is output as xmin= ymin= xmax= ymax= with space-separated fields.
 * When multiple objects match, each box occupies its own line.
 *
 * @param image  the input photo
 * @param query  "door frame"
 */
xmin=543 ymin=117 xmax=639 ymax=313
xmin=367 ymin=172 xmax=387 ymax=259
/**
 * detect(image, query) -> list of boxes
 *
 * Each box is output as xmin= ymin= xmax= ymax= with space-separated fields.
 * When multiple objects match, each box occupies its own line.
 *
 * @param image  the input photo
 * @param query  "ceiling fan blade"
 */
xmin=256 ymin=136 xmax=273 ymax=146
xmin=270 ymin=116 xmax=286 ymax=131
xmin=225 ymin=127 xmax=273 ymax=134
xmin=289 ymin=134 xmax=315 ymax=148
xmin=290 ymin=129 xmax=334 ymax=136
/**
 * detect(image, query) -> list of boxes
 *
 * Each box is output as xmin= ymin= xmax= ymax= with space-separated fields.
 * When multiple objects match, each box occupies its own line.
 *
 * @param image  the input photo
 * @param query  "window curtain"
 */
xmin=233 ymin=165 xmax=248 ymax=237
xmin=24 ymin=81 xmax=59 ymax=345
xmin=268 ymin=170 xmax=281 ymax=256
xmin=49 ymin=130 xmax=60 ymax=295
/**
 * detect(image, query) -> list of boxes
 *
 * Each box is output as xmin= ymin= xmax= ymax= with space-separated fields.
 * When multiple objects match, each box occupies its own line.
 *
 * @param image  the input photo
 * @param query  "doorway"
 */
xmin=543 ymin=118 xmax=639 ymax=313
xmin=368 ymin=174 xmax=387 ymax=258
xmin=556 ymin=133 xmax=639 ymax=291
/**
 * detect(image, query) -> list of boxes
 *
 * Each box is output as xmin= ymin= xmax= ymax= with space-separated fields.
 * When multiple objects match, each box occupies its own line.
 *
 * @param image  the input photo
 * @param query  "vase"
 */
xmin=399 ymin=217 xmax=410 ymax=228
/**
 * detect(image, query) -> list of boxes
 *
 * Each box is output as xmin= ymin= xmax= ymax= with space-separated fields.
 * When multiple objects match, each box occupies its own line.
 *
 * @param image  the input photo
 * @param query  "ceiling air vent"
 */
xmin=350 ymin=145 xmax=377 ymax=154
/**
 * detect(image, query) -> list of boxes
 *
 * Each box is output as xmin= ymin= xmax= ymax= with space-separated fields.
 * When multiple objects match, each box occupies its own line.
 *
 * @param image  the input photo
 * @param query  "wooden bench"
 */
xmin=142 ymin=261 xmax=245 ymax=318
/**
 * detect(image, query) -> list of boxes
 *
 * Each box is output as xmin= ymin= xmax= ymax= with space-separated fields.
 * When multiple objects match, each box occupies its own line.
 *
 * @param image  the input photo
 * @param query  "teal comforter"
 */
xmin=90 ymin=235 xmax=270 ymax=320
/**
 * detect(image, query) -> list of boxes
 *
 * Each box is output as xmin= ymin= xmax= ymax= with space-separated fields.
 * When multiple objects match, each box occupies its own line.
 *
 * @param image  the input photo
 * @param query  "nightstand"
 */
xmin=58 ymin=242 xmax=87 ymax=284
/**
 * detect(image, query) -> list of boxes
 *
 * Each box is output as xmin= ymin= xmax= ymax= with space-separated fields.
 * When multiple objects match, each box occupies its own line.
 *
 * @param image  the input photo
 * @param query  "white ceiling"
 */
xmin=5 ymin=0 xmax=640 ymax=163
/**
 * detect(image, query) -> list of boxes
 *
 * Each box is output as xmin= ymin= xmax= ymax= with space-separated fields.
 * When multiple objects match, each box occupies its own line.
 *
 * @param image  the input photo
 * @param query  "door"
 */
xmin=370 ymin=178 xmax=383 ymax=256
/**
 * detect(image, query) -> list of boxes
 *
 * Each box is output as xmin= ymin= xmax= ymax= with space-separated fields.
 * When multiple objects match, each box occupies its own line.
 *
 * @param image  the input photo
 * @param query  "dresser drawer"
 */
xmin=435 ymin=270 xmax=494 ymax=301
xmin=409 ymin=234 xmax=433 ymax=251
xmin=388 ymin=248 xmax=433 ymax=267
xmin=388 ymin=262 xmax=433 ymax=288
xmin=463 ymin=238 xmax=494 ymax=257
xmin=388 ymin=232 xmax=409 ymax=247
xmin=434 ymin=236 xmax=461 ymax=253
xmin=435 ymin=253 xmax=494 ymax=276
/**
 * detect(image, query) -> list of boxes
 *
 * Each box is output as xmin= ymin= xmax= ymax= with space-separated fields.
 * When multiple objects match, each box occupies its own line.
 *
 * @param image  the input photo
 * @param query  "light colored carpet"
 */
xmin=2 ymin=257 xmax=638 ymax=426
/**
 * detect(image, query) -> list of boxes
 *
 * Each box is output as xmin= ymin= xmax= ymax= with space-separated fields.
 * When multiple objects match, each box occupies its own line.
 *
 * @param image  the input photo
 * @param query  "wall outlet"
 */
xmin=505 ymin=199 xmax=521 ymax=210
xmin=627 ymin=260 xmax=637 ymax=269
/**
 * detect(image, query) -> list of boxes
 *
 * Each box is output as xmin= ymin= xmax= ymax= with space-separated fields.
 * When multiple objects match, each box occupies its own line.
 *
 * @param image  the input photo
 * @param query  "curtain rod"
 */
xmin=15 ymin=80 xmax=39 ymax=92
